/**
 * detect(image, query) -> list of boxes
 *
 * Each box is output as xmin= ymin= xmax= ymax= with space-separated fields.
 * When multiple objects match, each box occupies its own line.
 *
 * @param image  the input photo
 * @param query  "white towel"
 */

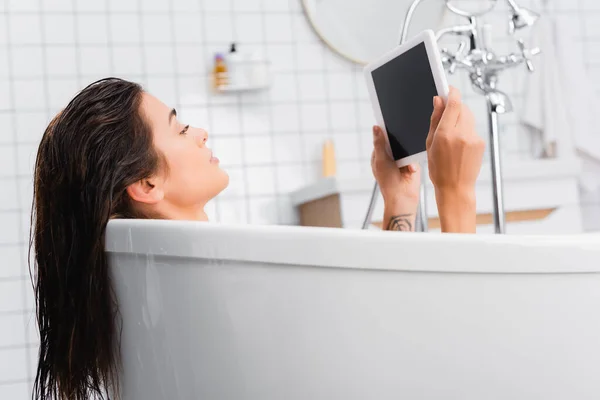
xmin=521 ymin=1 xmax=600 ymax=190
xmin=520 ymin=1 xmax=569 ymax=158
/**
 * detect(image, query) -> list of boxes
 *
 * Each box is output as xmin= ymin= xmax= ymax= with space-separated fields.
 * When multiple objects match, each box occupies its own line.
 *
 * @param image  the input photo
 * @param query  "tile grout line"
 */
xmin=0 ymin=343 xmax=39 ymax=351
xmin=0 ymin=9 xmax=350 ymax=16
xmin=0 ymin=33 xmax=529 ymax=48
xmin=259 ymin=0 xmax=282 ymax=224
xmin=0 ymin=92 xmax=499 ymax=110
xmin=351 ymin=63 xmax=368 ymax=176
xmin=200 ymin=1 xmax=219 ymax=222
xmin=136 ymin=0 xmax=149 ymax=87
xmin=10 ymin=1 xmax=36 ymax=386
xmin=219 ymin=0 xmax=240 ymax=224
xmin=0 ymin=309 xmax=36 ymax=317
xmin=2 ymin=7 xmax=595 ymax=16
xmin=0 ymin=275 xmax=30 ymax=282
xmin=105 ymin=0 xmax=116 ymax=76
xmin=0 ymin=378 xmax=32 ymax=386
xmin=199 ymin=0 xmax=225 ymax=221
xmin=167 ymin=0 xmax=181 ymax=112
xmin=226 ymin=0 xmax=250 ymax=223
xmin=290 ymin=2 xmax=309 ymax=196
xmin=71 ymin=0 xmax=83 ymax=88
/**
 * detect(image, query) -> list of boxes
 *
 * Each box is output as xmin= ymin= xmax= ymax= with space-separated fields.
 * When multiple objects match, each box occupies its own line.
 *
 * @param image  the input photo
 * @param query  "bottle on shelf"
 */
xmin=212 ymin=53 xmax=228 ymax=91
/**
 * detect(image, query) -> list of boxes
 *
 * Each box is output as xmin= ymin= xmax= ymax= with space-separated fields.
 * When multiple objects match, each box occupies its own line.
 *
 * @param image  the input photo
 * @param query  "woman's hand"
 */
xmin=426 ymin=87 xmax=485 ymax=233
xmin=371 ymin=126 xmax=421 ymax=231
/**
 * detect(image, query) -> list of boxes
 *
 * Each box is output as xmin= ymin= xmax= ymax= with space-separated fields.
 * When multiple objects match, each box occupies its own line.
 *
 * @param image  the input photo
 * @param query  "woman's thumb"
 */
xmin=373 ymin=126 xmax=386 ymax=153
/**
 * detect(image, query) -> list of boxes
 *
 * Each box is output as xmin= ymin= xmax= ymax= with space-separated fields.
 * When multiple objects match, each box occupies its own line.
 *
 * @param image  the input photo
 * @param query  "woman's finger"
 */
xmin=426 ymin=96 xmax=445 ymax=150
xmin=437 ymin=86 xmax=462 ymax=135
xmin=373 ymin=125 xmax=392 ymax=160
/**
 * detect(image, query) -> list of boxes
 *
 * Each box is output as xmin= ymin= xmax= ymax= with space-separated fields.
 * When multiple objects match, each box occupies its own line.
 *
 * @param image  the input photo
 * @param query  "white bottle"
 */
xmin=248 ymin=52 xmax=268 ymax=88
xmin=226 ymin=43 xmax=247 ymax=88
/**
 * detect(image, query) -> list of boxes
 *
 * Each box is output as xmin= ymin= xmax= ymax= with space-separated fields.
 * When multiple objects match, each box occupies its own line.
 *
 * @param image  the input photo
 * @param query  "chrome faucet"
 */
xmin=436 ymin=16 xmax=483 ymax=52
xmin=438 ymin=0 xmax=541 ymax=233
xmin=507 ymin=0 xmax=540 ymax=33
xmin=440 ymin=34 xmax=540 ymax=111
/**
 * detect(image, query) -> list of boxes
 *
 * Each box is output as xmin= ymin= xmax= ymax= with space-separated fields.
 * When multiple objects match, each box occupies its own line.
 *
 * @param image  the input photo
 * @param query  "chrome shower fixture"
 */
xmin=486 ymin=89 xmax=513 ymax=114
xmin=440 ymin=0 xmax=541 ymax=233
xmin=507 ymin=0 xmax=540 ymax=33
xmin=445 ymin=0 xmax=498 ymax=18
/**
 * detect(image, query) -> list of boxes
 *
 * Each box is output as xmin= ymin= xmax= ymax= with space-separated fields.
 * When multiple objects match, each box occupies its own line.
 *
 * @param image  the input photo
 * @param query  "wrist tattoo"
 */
xmin=387 ymin=214 xmax=414 ymax=232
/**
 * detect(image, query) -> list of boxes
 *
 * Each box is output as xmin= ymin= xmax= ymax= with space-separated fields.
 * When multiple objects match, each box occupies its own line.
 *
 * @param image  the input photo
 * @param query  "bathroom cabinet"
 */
xmin=291 ymin=158 xmax=583 ymax=234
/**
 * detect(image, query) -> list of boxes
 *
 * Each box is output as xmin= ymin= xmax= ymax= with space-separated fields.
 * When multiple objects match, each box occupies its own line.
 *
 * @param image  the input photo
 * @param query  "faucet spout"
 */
xmin=436 ymin=17 xmax=482 ymax=51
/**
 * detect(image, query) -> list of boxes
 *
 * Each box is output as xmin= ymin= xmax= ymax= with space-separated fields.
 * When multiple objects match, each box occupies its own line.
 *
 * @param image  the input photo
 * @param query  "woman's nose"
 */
xmin=193 ymin=129 xmax=209 ymax=146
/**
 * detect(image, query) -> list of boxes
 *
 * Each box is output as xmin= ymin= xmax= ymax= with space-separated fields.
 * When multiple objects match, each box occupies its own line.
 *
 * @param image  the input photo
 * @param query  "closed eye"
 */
xmin=179 ymin=125 xmax=190 ymax=135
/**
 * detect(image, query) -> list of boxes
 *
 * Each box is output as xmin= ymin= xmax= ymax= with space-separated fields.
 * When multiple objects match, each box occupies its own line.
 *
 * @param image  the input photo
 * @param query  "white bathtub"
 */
xmin=106 ymin=220 xmax=600 ymax=400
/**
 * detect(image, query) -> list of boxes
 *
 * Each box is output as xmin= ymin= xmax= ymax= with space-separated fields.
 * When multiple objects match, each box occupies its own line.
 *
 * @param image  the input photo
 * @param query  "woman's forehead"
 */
xmin=141 ymin=92 xmax=172 ymax=131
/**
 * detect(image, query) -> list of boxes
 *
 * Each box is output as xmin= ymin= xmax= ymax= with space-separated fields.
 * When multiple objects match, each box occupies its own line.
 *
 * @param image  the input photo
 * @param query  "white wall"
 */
xmin=1 ymin=0 xmax=599 ymax=397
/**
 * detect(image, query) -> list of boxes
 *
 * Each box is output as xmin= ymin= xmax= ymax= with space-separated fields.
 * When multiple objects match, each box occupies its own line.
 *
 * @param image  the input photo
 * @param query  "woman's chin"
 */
xmin=217 ymin=168 xmax=230 ymax=194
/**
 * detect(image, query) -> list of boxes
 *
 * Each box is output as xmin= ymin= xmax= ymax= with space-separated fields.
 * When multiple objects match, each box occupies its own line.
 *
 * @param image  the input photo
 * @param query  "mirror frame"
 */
xmin=300 ymin=0 xmax=369 ymax=65
xmin=300 ymin=0 xmax=450 ymax=66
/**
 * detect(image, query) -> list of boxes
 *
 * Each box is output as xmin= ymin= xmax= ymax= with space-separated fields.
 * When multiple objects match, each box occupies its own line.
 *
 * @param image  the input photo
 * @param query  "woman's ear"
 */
xmin=126 ymin=177 xmax=164 ymax=204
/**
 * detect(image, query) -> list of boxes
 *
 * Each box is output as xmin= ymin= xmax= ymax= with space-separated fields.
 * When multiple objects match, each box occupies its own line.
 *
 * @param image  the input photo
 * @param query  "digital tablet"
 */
xmin=364 ymin=30 xmax=450 ymax=167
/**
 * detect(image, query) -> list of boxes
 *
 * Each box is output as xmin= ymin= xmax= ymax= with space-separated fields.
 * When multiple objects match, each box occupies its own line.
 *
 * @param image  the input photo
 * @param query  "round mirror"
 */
xmin=302 ymin=0 xmax=448 ymax=65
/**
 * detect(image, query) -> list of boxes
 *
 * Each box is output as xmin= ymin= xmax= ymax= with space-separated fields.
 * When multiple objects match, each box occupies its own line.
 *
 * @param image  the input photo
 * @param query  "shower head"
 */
xmin=507 ymin=0 xmax=540 ymax=33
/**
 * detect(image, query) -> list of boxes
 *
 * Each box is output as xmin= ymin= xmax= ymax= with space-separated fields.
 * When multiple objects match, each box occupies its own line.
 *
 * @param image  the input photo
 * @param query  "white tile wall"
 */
xmin=1 ymin=0 xmax=600 ymax=394
xmin=0 ymin=382 xmax=31 ymax=400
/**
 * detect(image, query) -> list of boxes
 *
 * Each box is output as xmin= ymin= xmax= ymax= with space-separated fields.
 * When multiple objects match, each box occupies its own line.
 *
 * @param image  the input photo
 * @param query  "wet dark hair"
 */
xmin=31 ymin=78 xmax=162 ymax=399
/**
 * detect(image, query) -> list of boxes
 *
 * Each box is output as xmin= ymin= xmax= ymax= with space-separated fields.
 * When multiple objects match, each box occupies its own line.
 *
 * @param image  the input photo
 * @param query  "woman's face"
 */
xmin=140 ymin=92 xmax=229 ymax=211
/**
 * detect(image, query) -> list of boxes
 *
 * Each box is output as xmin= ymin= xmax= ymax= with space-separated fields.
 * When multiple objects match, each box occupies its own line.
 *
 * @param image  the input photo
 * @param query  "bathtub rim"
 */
xmin=105 ymin=219 xmax=600 ymax=274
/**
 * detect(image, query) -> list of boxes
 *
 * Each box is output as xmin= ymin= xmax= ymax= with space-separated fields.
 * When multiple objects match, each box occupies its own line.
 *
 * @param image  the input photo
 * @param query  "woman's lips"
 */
xmin=210 ymin=152 xmax=219 ymax=164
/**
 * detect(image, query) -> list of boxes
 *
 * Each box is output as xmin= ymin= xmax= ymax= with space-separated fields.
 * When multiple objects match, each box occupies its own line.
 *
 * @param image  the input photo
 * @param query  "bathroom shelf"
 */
xmin=216 ymin=84 xmax=270 ymax=93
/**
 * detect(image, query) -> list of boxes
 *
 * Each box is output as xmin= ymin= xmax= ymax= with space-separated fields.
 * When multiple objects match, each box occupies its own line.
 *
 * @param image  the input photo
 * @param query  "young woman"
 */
xmin=31 ymin=78 xmax=483 ymax=399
